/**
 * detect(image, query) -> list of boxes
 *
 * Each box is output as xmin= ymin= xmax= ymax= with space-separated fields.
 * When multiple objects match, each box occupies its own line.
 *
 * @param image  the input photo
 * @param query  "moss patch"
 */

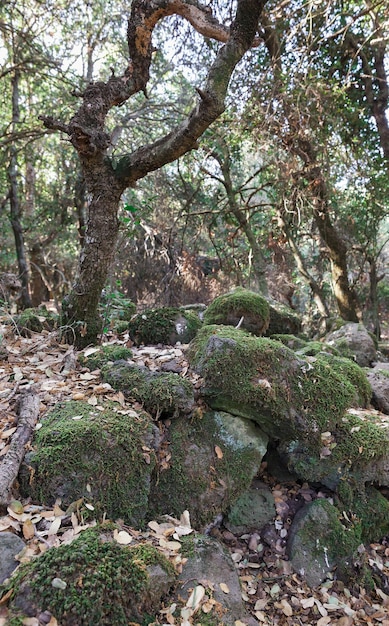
xmin=16 ymin=307 xmax=58 ymax=336
xmin=23 ymin=400 xmax=156 ymax=526
xmin=5 ymin=525 xmax=175 ymax=626
xmin=203 ymin=288 xmax=270 ymax=336
xmin=270 ymin=334 xmax=307 ymax=351
xmin=102 ymin=362 xmax=194 ymax=418
xmin=78 ymin=345 xmax=132 ymax=370
xmin=266 ymin=301 xmax=302 ymax=336
xmin=128 ymin=307 xmax=202 ymax=345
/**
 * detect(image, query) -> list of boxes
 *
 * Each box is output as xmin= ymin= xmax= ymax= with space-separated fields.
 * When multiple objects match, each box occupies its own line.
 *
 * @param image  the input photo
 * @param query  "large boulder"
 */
xmin=20 ymin=400 xmax=158 ymax=527
xmin=325 ymin=322 xmax=377 ymax=367
xmin=5 ymin=524 xmax=176 ymax=626
xmin=203 ymin=288 xmax=270 ymax=336
xmin=147 ymin=410 xmax=268 ymax=529
xmin=188 ymin=325 xmax=389 ymax=492
xmin=188 ymin=325 xmax=369 ymax=443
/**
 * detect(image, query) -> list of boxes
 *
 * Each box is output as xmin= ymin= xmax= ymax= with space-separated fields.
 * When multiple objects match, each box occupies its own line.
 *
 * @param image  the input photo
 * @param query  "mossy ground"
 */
xmin=203 ymin=288 xmax=270 ymax=335
xmin=78 ymin=345 xmax=132 ymax=370
xmin=24 ymin=400 xmax=155 ymax=525
xmin=16 ymin=307 xmax=58 ymax=336
xmin=128 ymin=307 xmax=202 ymax=345
xmin=4 ymin=524 xmax=175 ymax=626
xmin=102 ymin=362 xmax=194 ymax=418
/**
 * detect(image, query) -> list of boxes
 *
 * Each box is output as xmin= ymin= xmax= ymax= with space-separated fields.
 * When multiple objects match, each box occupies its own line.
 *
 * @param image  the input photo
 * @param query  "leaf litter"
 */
xmin=0 ymin=322 xmax=389 ymax=624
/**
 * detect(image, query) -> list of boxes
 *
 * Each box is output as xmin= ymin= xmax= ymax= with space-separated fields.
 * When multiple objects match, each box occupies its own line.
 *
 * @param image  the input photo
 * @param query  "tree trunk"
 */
xmin=8 ymin=70 xmax=32 ymax=309
xmin=62 ymin=163 xmax=123 ymax=346
xmin=41 ymin=0 xmax=265 ymax=347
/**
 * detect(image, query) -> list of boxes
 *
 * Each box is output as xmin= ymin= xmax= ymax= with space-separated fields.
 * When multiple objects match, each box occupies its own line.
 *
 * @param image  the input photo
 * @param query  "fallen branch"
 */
xmin=0 ymin=388 xmax=40 ymax=513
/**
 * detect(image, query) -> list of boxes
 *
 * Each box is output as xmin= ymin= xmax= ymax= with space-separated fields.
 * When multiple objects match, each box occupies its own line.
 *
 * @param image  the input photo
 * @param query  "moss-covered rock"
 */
xmin=278 ymin=407 xmax=389 ymax=489
xmin=78 ymin=345 xmax=132 ymax=370
xmin=296 ymin=341 xmax=341 ymax=357
xmin=16 ymin=307 xmax=58 ymax=336
xmin=314 ymin=354 xmax=372 ymax=408
xmin=287 ymin=487 xmax=389 ymax=589
xmin=20 ymin=401 xmax=157 ymax=526
xmin=102 ymin=361 xmax=194 ymax=418
xmin=266 ymin=301 xmax=302 ymax=336
xmin=147 ymin=410 xmax=268 ymax=529
xmin=203 ymin=288 xmax=270 ymax=336
xmin=270 ymin=334 xmax=307 ymax=351
xmin=188 ymin=325 xmax=358 ymax=447
xmin=4 ymin=524 xmax=175 ymax=626
xmin=128 ymin=307 xmax=202 ymax=345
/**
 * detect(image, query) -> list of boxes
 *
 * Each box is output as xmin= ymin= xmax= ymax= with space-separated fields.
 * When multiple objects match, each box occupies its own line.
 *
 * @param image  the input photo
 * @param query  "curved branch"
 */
xmin=116 ymin=0 xmax=265 ymax=185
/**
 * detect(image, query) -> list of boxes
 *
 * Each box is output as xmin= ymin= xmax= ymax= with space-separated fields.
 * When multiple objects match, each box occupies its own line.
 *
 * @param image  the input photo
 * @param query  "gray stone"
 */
xmin=225 ymin=480 xmax=275 ymax=534
xmin=325 ymin=323 xmax=376 ymax=367
xmin=176 ymin=534 xmax=259 ymax=625
xmin=0 ymin=532 xmax=25 ymax=583
xmin=286 ymin=500 xmax=338 ymax=587
xmin=367 ymin=365 xmax=389 ymax=414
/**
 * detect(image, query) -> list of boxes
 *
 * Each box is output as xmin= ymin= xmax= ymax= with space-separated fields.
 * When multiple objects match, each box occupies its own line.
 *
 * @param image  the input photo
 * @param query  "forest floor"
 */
xmin=0 ymin=319 xmax=389 ymax=626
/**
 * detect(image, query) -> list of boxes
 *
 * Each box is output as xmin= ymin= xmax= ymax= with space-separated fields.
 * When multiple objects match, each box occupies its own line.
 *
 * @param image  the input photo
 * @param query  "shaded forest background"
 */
xmin=1 ymin=0 xmax=388 ymax=340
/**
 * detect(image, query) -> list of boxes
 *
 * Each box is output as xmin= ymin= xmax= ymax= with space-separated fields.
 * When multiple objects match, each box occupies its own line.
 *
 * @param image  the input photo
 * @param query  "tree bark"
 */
xmin=41 ymin=0 xmax=266 ymax=347
xmin=0 ymin=388 xmax=40 ymax=513
xmin=8 ymin=69 xmax=32 ymax=309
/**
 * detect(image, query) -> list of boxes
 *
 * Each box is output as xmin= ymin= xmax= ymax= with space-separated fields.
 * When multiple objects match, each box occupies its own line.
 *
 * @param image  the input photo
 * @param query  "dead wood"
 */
xmin=0 ymin=387 xmax=40 ymax=513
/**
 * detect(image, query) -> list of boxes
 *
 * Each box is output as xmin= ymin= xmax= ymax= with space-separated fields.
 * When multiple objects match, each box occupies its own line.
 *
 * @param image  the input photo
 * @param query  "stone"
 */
xmin=147 ymin=411 xmax=268 ymax=529
xmin=367 ymin=364 xmax=389 ymax=414
xmin=203 ymin=287 xmax=270 ymax=336
xmin=127 ymin=306 xmax=202 ymax=345
xmin=176 ymin=534 xmax=259 ymax=625
xmin=225 ymin=480 xmax=276 ymax=534
xmin=325 ymin=323 xmax=377 ymax=367
xmin=0 ymin=532 xmax=25 ymax=583
xmin=102 ymin=361 xmax=194 ymax=418
xmin=19 ymin=400 xmax=158 ymax=527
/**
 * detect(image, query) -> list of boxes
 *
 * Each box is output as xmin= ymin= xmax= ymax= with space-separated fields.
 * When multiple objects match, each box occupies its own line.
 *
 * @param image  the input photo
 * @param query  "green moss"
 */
xmin=266 ymin=301 xmax=302 ymax=336
xmin=188 ymin=325 xmax=356 ymax=448
xmin=16 ymin=307 xmax=58 ymax=336
xmin=79 ymin=345 xmax=132 ymax=370
xmin=203 ymin=288 xmax=270 ymax=335
xmin=24 ymin=401 xmax=155 ymax=525
xmin=315 ymin=354 xmax=372 ymax=407
xmin=5 ymin=525 xmax=174 ymax=626
xmin=102 ymin=363 xmax=194 ymax=418
xmin=297 ymin=341 xmax=341 ymax=357
xmin=128 ymin=307 xmax=202 ymax=345
xmin=147 ymin=411 xmax=264 ymax=527
xmin=270 ymin=334 xmax=307 ymax=350
xmin=332 ymin=410 xmax=389 ymax=466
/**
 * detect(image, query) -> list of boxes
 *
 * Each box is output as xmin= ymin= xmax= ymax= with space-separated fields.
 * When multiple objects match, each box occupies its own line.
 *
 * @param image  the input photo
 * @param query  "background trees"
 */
xmin=0 ymin=0 xmax=388 ymax=342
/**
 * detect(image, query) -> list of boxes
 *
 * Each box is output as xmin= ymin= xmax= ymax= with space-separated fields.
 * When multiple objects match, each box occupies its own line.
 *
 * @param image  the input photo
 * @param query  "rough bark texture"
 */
xmin=0 ymin=389 xmax=40 ymax=512
xmin=41 ymin=0 xmax=265 ymax=347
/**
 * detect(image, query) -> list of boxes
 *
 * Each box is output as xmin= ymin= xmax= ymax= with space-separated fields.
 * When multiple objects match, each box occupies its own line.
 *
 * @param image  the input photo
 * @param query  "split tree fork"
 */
xmin=40 ymin=0 xmax=266 ymax=348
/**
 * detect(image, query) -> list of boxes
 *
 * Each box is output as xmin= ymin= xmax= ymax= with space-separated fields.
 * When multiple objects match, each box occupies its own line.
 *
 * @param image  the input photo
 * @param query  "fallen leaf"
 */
xmin=22 ymin=519 xmax=35 ymax=540
xmin=214 ymin=445 xmax=223 ymax=459
xmin=220 ymin=582 xmax=230 ymax=594
xmin=114 ymin=530 xmax=133 ymax=545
